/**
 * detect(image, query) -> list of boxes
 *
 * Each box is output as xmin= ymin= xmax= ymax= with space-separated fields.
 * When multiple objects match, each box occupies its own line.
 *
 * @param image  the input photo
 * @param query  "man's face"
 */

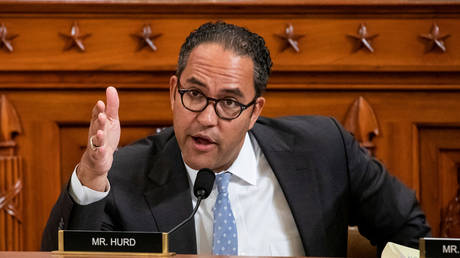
xmin=169 ymin=43 xmax=265 ymax=172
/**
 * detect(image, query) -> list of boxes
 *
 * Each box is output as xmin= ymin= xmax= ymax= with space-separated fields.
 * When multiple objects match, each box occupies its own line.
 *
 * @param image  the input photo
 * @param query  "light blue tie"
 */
xmin=212 ymin=172 xmax=238 ymax=255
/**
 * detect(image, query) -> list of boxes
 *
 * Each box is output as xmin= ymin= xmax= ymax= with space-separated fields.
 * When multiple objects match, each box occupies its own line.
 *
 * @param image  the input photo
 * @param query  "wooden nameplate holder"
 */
xmin=52 ymin=230 xmax=175 ymax=256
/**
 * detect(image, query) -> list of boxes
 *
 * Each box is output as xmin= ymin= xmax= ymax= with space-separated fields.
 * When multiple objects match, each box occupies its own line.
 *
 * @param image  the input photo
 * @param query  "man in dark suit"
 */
xmin=42 ymin=21 xmax=430 ymax=257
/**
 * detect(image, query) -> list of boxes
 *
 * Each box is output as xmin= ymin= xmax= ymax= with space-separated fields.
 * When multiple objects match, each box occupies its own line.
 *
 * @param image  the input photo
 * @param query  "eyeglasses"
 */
xmin=177 ymin=80 xmax=257 ymax=120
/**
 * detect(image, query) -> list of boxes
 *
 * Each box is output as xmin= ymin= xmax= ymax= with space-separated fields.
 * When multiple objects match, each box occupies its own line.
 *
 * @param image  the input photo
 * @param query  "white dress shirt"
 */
xmin=69 ymin=133 xmax=304 ymax=256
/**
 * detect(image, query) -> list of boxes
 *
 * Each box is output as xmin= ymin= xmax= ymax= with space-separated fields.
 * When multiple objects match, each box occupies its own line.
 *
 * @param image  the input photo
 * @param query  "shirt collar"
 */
xmin=184 ymin=132 xmax=258 ymax=186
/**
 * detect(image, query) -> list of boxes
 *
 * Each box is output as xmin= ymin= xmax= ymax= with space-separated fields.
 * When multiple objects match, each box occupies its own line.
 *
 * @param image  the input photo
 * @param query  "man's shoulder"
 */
xmin=116 ymin=127 xmax=175 ymax=157
xmin=253 ymin=115 xmax=348 ymax=150
xmin=256 ymin=115 xmax=341 ymax=134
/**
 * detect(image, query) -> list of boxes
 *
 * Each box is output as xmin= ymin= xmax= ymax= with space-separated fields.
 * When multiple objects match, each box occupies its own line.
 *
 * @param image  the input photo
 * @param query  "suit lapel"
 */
xmin=141 ymin=119 xmax=329 ymax=255
xmin=143 ymin=137 xmax=197 ymax=254
xmin=251 ymin=121 xmax=328 ymax=256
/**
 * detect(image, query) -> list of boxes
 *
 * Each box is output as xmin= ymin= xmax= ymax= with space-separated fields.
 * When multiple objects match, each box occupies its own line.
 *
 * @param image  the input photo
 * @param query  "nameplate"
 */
xmin=420 ymin=237 xmax=460 ymax=258
xmin=57 ymin=230 xmax=173 ymax=255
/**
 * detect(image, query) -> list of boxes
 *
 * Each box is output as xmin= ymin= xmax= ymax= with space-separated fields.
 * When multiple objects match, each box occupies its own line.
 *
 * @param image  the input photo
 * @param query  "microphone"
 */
xmin=168 ymin=168 xmax=215 ymax=234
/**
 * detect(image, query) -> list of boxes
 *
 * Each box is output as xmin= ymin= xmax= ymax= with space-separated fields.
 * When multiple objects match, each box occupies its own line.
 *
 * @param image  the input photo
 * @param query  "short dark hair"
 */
xmin=176 ymin=21 xmax=272 ymax=97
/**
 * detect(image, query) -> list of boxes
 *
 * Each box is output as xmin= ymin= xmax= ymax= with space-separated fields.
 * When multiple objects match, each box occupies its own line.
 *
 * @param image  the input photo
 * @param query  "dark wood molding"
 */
xmin=1 ymin=1 xmax=460 ymax=15
xmin=0 ymin=94 xmax=23 ymax=251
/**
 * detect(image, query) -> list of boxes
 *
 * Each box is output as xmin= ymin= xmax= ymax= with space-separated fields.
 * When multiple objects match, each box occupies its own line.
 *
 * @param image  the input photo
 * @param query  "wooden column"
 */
xmin=0 ymin=95 xmax=23 ymax=250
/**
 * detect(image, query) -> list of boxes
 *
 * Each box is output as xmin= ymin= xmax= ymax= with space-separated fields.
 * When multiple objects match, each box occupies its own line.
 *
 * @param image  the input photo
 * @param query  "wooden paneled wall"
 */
xmin=0 ymin=0 xmax=459 ymax=251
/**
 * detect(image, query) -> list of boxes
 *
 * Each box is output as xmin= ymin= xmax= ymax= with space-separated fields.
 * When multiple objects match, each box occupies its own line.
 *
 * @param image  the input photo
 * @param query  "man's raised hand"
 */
xmin=77 ymin=86 xmax=121 ymax=192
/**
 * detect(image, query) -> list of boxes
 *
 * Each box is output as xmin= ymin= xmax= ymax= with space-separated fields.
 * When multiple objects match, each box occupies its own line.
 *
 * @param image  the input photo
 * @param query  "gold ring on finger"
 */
xmin=89 ymin=135 xmax=100 ymax=151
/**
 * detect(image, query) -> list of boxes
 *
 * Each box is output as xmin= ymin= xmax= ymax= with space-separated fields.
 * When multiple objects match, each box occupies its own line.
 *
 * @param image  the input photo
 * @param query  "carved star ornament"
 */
xmin=131 ymin=24 xmax=162 ymax=51
xmin=419 ymin=23 xmax=451 ymax=53
xmin=0 ymin=23 xmax=19 ymax=53
xmin=59 ymin=22 xmax=91 ymax=52
xmin=274 ymin=23 xmax=305 ymax=53
xmin=347 ymin=23 xmax=379 ymax=53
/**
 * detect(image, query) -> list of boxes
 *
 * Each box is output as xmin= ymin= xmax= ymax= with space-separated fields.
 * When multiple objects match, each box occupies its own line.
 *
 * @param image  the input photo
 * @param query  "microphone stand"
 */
xmin=168 ymin=190 xmax=205 ymax=235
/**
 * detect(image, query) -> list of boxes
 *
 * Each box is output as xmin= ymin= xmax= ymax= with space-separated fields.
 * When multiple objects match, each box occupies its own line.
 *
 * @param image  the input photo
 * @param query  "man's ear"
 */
xmin=248 ymin=96 xmax=265 ymax=130
xmin=169 ymin=75 xmax=178 ymax=111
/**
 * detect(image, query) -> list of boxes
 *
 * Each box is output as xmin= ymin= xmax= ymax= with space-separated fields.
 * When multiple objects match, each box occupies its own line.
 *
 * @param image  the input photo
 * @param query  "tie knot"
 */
xmin=216 ymin=172 xmax=231 ymax=193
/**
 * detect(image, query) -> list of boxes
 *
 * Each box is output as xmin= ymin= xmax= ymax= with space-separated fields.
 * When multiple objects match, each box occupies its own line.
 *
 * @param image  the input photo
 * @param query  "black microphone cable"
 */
xmin=168 ymin=168 xmax=215 ymax=235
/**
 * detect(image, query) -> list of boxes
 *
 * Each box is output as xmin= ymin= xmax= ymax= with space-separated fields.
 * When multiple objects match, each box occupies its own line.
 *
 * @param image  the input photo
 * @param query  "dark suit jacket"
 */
xmin=42 ymin=116 xmax=430 ymax=256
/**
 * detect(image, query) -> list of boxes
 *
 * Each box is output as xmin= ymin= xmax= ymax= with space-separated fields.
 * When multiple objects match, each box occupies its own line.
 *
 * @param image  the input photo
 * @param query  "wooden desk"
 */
xmin=0 ymin=252 xmax=328 ymax=258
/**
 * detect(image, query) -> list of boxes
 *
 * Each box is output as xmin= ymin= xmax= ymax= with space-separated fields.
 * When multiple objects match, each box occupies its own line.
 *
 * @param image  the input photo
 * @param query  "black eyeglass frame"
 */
xmin=176 ymin=80 xmax=258 ymax=121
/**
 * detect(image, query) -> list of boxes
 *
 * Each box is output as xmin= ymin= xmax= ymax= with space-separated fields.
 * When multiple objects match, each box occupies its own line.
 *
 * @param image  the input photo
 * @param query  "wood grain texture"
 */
xmin=0 ymin=0 xmax=459 ymax=251
xmin=0 ymin=18 xmax=459 ymax=71
xmin=419 ymin=127 xmax=460 ymax=237
xmin=439 ymin=152 xmax=460 ymax=237
xmin=0 ymin=95 xmax=23 ymax=251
